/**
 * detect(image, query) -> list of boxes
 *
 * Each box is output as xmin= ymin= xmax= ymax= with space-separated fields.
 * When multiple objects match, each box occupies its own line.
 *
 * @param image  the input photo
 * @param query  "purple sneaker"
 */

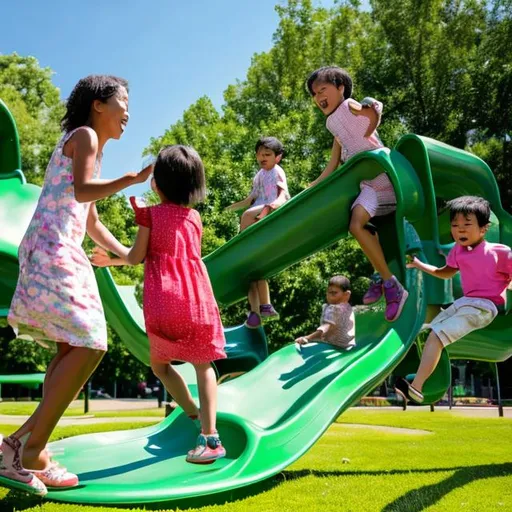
xmin=244 ymin=312 xmax=261 ymax=329
xmin=383 ymin=277 xmax=409 ymax=322
xmin=363 ymin=274 xmax=383 ymax=305
xmin=260 ymin=304 xmax=279 ymax=321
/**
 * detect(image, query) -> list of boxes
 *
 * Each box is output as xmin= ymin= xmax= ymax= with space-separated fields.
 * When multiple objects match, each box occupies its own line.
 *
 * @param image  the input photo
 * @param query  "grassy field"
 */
xmin=0 ymin=409 xmax=510 ymax=512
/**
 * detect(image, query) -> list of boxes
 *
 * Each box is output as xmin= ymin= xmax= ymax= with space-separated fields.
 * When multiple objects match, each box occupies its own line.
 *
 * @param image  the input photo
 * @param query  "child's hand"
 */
xmin=295 ymin=336 xmax=309 ymax=345
xmin=406 ymin=255 xmax=421 ymax=269
xmin=129 ymin=162 xmax=154 ymax=185
xmin=91 ymin=247 xmax=113 ymax=267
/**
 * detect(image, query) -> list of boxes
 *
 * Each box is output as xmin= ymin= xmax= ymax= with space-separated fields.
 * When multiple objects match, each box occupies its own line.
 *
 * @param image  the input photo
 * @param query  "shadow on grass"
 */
xmin=285 ymin=463 xmax=512 ymax=512
xmin=2 ymin=462 xmax=510 ymax=511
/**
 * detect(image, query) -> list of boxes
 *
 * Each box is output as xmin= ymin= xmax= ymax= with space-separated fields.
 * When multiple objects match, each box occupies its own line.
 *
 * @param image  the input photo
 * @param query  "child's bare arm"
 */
xmin=86 ymin=204 xmax=129 ymax=258
xmin=295 ymin=324 xmax=330 ymax=344
xmin=348 ymin=98 xmax=382 ymax=138
xmin=90 ymin=247 xmax=126 ymax=267
xmin=269 ymin=188 xmax=288 ymax=209
xmin=225 ymin=196 xmax=253 ymax=211
xmin=309 ymin=139 xmax=342 ymax=187
xmin=69 ymin=128 xmax=152 ymax=203
xmin=91 ymin=227 xmax=150 ymax=267
xmin=407 ymin=256 xmax=458 ymax=279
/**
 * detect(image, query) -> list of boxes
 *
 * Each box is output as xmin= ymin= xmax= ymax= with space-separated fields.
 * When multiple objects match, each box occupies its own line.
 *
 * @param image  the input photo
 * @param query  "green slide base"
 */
xmin=44 ymin=267 xmax=426 ymax=506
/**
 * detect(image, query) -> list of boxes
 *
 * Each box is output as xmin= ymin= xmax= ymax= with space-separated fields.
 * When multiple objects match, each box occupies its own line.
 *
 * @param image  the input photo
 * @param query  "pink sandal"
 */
xmin=0 ymin=436 xmax=47 ymax=496
xmin=17 ymin=434 xmax=79 ymax=488
xmin=29 ymin=460 xmax=78 ymax=488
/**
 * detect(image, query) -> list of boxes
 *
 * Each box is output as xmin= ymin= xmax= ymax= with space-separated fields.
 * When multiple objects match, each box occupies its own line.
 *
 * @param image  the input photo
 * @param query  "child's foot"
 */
xmin=395 ymin=378 xmax=424 ymax=404
xmin=0 ymin=436 xmax=47 ymax=496
xmin=260 ymin=304 xmax=280 ymax=321
xmin=245 ymin=311 xmax=261 ymax=329
xmin=383 ymin=277 xmax=409 ymax=322
xmin=363 ymin=273 xmax=383 ymax=305
xmin=29 ymin=461 xmax=78 ymax=488
xmin=20 ymin=435 xmax=79 ymax=489
xmin=186 ymin=432 xmax=226 ymax=464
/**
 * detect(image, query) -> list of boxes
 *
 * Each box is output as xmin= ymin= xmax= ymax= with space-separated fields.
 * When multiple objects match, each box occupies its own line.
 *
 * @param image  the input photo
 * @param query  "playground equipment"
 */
xmin=0 ymin=98 xmax=510 ymax=505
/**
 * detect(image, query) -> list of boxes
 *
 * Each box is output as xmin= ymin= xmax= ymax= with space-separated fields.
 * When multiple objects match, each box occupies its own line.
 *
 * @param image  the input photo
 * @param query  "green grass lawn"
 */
xmin=0 ymin=410 xmax=510 ymax=512
xmin=0 ymin=402 xmax=164 ymax=417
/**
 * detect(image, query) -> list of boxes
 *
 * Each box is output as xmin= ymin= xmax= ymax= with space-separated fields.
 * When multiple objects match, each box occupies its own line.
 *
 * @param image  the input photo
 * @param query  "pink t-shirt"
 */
xmin=446 ymin=240 xmax=512 ymax=305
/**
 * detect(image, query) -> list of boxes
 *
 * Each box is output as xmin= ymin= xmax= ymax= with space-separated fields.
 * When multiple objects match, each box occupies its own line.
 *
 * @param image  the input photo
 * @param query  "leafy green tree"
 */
xmin=0 ymin=54 xmax=65 ymax=185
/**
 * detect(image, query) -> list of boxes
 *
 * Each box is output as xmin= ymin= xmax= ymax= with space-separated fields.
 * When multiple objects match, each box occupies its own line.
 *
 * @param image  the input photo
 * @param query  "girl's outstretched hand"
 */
xmin=406 ymin=255 xmax=421 ymax=269
xmin=128 ymin=162 xmax=154 ymax=185
xmin=295 ymin=336 xmax=309 ymax=345
xmin=91 ymin=246 xmax=113 ymax=267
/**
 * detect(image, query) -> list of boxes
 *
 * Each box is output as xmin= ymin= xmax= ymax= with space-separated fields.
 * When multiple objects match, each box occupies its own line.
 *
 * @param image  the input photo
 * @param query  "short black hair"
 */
xmin=255 ymin=136 xmax=284 ymax=156
xmin=447 ymin=196 xmax=490 ymax=227
xmin=306 ymin=66 xmax=353 ymax=99
xmin=328 ymin=275 xmax=351 ymax=291
xmin=61 ymin=75 xmax=129 ymax=133
xmin=153 ymin=145 xmax=206 ymax=206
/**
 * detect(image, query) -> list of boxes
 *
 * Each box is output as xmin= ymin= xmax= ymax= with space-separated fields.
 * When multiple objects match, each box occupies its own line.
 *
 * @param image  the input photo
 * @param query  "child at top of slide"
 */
xmin=226 ymin=136 xmax=290 ymax=329
xmin=307 ymin=65 xmax=408 ymax=323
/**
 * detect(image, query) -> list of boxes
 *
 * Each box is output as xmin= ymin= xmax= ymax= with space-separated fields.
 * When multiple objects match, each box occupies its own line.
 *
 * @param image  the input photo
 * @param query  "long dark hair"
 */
xmin=61 ymin=75 xmax=128 ymax=133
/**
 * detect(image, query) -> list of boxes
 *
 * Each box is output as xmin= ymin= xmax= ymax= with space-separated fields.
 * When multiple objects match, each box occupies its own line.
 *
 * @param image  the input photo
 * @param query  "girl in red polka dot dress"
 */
xmin=93 ymin=145 xmax=227 ymax=464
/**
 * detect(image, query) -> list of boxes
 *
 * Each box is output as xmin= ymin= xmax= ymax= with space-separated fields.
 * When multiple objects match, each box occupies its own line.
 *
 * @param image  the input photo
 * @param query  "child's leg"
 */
xmin=12 ymin=343 xmax=73 ymax=440
xmin=257 ymin=280 xmax=270 ymax=304
xmin=186 ymin=362 xmax=226 ymax=464
xmin=411 ymin=331 xmax=444 ymax=392
xmin=258 ymin=280 xmax=279 ymax=319
xmin=349 ymin=205 xmax=392 ymax=280
xmin=151 ymin=362 xmax=198 ymax=417
xmin=245 ymin=282 xmax=262 ymax=328
xmin=350 ymin=205 xmax=408 ymax=321
xmin=20 ymin=346 xmax=104 ymax=470
xmin=194 ymin=363 xmax=218 ymax=434
xmin=240 ymin=206 xmax=264 ymax=231
xmin=248 ymin=282 xmax=260 ymax=313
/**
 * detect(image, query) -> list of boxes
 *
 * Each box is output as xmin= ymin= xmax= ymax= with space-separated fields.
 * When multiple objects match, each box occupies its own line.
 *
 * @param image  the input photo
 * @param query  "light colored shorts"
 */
xmin=427 ymin=297 xmax=498 ymax=347
xmin=351 ymin=173 xmax=397 ymax=218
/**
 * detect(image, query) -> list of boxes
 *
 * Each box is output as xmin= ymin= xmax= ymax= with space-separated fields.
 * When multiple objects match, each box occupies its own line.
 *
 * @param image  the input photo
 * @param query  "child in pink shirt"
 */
xmin=397 ymin=196 xmax=512 ymax=403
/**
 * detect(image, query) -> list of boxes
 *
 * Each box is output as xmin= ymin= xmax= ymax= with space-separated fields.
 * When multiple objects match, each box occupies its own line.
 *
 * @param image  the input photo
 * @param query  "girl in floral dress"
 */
xmin=93 ymin=145 xmax=227 ymax=464
xmin=0 ymin=75 xmax=151 ymax=496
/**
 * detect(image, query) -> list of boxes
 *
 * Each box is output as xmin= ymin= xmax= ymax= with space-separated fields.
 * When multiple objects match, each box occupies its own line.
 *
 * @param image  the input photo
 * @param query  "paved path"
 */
xmin=0 ymin=404 xmax=509 ymax=428
xmin=0 ymin=415 xmax=159 ymax=426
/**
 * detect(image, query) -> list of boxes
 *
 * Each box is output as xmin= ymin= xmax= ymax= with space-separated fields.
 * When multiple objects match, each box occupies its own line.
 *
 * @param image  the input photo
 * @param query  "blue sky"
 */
xmin=1 ymin=0 xmax=368 ymax=196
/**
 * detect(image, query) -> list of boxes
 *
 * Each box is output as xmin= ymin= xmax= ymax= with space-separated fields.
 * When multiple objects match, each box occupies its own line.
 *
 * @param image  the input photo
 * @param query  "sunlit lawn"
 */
xmin=0 ymin=409 xmax=510 ymax=511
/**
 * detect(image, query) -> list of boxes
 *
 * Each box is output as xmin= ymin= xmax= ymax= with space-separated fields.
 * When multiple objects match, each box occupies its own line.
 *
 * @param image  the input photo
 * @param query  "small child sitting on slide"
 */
xmin=295 ymin=275 xmax=355 ymax=350
xmin=397 ymin=196 xmax=512 ymax=403
xmin=226 ymin=136 xmax=290 ymax=329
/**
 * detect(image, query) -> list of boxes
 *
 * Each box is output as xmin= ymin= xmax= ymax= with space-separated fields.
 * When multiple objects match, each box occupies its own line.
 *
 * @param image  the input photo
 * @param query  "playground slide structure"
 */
xmin=0 ymin=98 xmax=510 ymax=505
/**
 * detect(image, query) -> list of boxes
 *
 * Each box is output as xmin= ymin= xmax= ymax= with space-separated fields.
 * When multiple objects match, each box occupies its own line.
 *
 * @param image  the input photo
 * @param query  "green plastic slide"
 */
xmin=0 ymin=97 xmax=511 ymax=505
xmin=44 ymin=147 xmax=432 ymax=505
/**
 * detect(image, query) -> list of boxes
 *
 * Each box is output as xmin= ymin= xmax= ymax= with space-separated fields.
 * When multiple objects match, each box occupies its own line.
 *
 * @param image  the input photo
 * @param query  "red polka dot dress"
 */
xmin=130 ymin=197 xmax=226 ymax=364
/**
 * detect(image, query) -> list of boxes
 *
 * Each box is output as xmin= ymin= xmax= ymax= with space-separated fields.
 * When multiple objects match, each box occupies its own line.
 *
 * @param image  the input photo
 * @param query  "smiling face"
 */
xmin=256 ymin=146 xmax=281 ymax=171
xmin=93 ymin=85 xmax=130 ymax=140
xmin=311 ymin=80 xmax=345 ymax=116
xmin=326 ymin=285 xmax=350 ymax=305
xmin=450 ymin=213 xmax=488 ymax=247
